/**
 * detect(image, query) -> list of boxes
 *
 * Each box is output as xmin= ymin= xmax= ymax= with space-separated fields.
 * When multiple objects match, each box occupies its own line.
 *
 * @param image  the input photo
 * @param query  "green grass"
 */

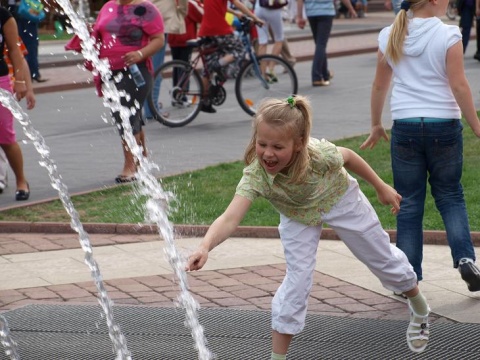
xmin=1 ymin=118 xmax=480 ymax=231
xmin=38 ymin=32 xmax=74 ymax=42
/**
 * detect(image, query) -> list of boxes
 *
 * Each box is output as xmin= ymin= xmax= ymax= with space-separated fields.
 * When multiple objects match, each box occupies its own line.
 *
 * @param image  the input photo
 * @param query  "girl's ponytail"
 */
xmin=385 ymin=1 xmax=410 ymax=64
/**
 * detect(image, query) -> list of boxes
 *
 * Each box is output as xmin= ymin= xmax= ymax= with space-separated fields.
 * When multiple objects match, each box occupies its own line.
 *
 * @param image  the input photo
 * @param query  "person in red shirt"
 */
xmin=168 ymin=0 xmax=204 ymax=68
xmin=198 ymin=0 xmax=262 ymax=113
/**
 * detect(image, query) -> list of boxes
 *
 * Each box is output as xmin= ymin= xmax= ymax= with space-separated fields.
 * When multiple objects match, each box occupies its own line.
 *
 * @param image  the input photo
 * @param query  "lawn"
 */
xmin=1 ymin=118 xmax=480 ymax=231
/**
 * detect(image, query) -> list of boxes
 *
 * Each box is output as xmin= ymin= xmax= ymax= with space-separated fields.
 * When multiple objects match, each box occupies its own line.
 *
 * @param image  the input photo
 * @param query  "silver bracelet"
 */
xmin=137 ymin=50 xmax=144 ymax=59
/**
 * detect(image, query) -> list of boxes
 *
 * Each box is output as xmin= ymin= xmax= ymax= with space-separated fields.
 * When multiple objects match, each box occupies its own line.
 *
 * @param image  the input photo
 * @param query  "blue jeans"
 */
xmin=17 ymin=18 xmax=41 ymax=79
xmin=391 ymin=119 xmax=476 ymax=281
xmin=307 ymin=16 xmax=333 ymax=83
xmin=459 ymin=2 xmax=476 ymax=52
xmin=143 ymin=34 xmax=168 ymax=119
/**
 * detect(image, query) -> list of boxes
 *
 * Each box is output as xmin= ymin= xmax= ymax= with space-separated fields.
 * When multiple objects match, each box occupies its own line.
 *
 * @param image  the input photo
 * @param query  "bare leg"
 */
xmin=272 ymin=330 xmax=293 ymax=355
xmin=1 ymin=143 xmax=28 ymax=191
xmin=120 ymin=131 xmax=143 ymax=177
xmin=138 ymin=129 xmax=147 ymax=158
xmin=403 ymin=286 xmax=419 ymax=298
xmin=280 ymin=39 xmax=296 ymax=65
xmin=257 ymin=44 xmax=267 ymax=57
xmin=271 ymin=41 xmax=283 ymax=57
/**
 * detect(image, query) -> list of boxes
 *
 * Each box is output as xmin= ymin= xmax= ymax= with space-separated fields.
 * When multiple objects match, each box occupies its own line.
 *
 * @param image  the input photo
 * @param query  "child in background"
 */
xmin=197 ymin=0 xmax=263 ymax=113
xmin=361 ymin=0 xmax=480 ymax=292
xmin=187 ymin=95 xmax=431 ymax=359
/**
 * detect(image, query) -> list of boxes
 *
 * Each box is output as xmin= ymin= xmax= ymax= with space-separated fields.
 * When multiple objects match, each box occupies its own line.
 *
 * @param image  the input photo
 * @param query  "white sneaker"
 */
xmin=0 ymin=180 xmax=6 ymax=194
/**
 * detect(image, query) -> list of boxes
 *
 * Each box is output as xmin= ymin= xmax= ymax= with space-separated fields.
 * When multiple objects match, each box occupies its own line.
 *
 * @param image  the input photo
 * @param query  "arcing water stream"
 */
xmin=0 ymin=0 xmax=212 ymax=358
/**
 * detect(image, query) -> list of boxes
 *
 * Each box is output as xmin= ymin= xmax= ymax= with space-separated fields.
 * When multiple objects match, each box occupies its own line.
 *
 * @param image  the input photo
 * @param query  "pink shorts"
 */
xmin=0 ymin=75 xmax=15 ymax=145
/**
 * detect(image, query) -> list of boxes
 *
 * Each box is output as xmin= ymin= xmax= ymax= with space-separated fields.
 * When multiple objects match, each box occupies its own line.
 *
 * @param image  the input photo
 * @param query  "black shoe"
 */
xmin=200 ymin=101 xmax=216 ymax=113
xmin=474 ymin=52 xmax=480 ymax=61
xmin=458 ymin=258 xmax=480 ymax=292
xmin=15 ymin=183 xmax=30 ymax=201
xmin=32 ymin=77 xmax=48 ymax=83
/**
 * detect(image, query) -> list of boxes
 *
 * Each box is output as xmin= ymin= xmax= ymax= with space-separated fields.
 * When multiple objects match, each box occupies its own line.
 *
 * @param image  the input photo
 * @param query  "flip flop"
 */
xmin=115 ymin=175 xmax=137 ymax=184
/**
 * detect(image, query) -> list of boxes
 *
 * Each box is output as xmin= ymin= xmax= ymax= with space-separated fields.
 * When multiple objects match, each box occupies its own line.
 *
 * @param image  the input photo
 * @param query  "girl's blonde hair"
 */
xmin=385 ymin=0 xmax=430 ymax=64
xmin=244 ymin=95 xmax=312 ymax=184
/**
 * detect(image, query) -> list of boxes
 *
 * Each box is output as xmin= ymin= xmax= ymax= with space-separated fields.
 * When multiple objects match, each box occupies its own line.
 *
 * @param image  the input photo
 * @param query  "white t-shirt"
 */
xmin=378 ymin=17 xmax=462 ymax=120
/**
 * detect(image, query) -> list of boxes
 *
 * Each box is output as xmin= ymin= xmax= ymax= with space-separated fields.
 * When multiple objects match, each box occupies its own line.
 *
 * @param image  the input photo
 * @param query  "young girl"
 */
xmin=361 ymin=0 xmax=480 ymax=292
xmin=187 ymin=95 xmax=431 ymax=358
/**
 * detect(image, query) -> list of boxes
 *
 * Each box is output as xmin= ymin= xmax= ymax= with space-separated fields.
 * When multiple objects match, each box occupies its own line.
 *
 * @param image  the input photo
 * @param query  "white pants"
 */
xmin=271 ymin=176 xmax=417 ymax=335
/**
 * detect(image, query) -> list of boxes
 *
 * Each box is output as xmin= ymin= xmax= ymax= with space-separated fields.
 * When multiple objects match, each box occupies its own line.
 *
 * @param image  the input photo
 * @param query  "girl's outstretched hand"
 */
xmin=186 ymin=247 xmax=209 ymax=271
xmin=360 ymin=125 xmax=389 ymax=150
xmin=376 ymin=183 xmax=402 ymax=215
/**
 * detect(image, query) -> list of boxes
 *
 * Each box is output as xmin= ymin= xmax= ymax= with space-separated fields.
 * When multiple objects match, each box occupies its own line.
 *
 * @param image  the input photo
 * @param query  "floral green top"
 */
xmin=236 ymin=138 xmax=350 ymax=226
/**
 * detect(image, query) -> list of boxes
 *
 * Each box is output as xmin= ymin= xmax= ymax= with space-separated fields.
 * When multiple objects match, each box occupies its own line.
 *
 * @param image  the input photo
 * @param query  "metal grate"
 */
xmin=1 ymin=304 xmax=479 ymax=359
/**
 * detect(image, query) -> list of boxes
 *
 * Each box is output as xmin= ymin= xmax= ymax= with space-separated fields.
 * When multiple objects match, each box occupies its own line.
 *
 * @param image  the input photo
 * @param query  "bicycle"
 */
xmin=446 ymin=0 xmax=457 ymax=20
xmin=148 ymin=16 xmax=298 ymax=127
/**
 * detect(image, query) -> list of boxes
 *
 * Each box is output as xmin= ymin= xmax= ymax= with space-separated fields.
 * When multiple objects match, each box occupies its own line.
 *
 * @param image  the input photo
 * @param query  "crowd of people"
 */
xmin=1 ymin=0 xmax=480 ymax=359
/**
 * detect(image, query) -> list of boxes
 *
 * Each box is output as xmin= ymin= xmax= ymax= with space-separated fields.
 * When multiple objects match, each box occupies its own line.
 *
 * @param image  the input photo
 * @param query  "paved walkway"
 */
xmin=1 ymin=12 xmax=480 ymax=357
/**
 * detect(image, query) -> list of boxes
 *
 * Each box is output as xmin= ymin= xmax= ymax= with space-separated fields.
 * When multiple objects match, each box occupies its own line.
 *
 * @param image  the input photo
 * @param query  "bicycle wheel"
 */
xmin=148 ymin=60 xmax=203 ymax=128
xmin=235 ymin=55 xmax=298 ymax=116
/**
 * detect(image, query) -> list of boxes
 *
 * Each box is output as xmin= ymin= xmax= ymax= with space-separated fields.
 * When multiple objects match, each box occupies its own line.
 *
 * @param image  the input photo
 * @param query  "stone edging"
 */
xmin=1 ymin=221 xmax=479 ymax=246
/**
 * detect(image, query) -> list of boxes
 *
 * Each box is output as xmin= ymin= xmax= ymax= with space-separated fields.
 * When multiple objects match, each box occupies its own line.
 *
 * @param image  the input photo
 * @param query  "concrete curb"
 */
xmin=1 ymin=220 xmax=479 ymax=247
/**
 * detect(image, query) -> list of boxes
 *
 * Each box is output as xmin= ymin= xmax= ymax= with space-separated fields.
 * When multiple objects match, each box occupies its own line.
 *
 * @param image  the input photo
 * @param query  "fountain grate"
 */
xmin=1 ymin=304 xmax=479 ymax=359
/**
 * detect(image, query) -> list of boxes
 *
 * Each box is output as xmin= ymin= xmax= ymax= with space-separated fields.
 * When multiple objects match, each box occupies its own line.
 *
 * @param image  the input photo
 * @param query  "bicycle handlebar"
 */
xmin=239 ymin=16 xmax=263 ymax=28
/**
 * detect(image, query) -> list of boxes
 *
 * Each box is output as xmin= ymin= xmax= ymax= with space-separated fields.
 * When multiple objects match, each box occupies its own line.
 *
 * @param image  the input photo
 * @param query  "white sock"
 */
xmin=271 ymin=352 xmax=286 ymax=360
xmin=408 ymin=292 xmax=429 ymax=316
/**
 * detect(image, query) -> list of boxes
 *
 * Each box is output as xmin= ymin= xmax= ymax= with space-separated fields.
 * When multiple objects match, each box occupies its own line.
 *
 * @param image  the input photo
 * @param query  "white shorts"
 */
xmin=254 ymin=6 xmax=285 ymax=45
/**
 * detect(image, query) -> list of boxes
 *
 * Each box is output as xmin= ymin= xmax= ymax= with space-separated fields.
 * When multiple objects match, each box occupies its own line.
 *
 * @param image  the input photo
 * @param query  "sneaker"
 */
xmin=406 ymin=301 xmax=430 ymax=353
xmin=265 ymin=71 xmax=278 ymax=83
xmin=327 ymin=70 xmax=334 ymax=81
xmin=474 ymin=52 xmax=480 ymax=61
xmin=312 ymin=80 xmax=330 ymax=87
xmin=200 ymin=100 xmax=216 ymax=114
xmin=172 ymin=99 xmax=191 ymax=108
xmin=0 ymin=180 xmax=5 ymax=194
xmin=458 ymin=258 xmax=480 ymax=291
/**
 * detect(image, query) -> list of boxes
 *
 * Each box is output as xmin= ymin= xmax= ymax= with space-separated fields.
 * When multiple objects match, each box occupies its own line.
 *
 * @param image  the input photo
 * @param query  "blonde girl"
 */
xmin=188 ymin=95 xmax=431 ymax=358
xmin=361 ymin=0 xmax=480 ymax=292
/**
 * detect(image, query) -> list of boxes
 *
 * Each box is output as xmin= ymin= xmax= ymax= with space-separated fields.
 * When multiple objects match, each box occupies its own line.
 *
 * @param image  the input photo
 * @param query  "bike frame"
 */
xmin=179 ymin=17 xmax=270 ymax=92
xmin=237 ymin=19 xmax=270 ymax=89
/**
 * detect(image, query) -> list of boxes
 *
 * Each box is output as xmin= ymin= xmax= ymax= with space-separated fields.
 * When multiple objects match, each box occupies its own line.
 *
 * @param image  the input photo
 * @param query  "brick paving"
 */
xmin=0 ymin=11 xmax=465 ymax=329
xmin=0 ymin=227 xmax=464 ymax=325
xmin=0 ymin=232 xmax=454 ymax=327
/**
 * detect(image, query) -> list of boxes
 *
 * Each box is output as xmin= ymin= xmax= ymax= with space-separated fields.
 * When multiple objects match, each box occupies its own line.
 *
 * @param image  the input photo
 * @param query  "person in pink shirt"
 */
xmin=93 ymin=0 xmax=164 ymax=183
